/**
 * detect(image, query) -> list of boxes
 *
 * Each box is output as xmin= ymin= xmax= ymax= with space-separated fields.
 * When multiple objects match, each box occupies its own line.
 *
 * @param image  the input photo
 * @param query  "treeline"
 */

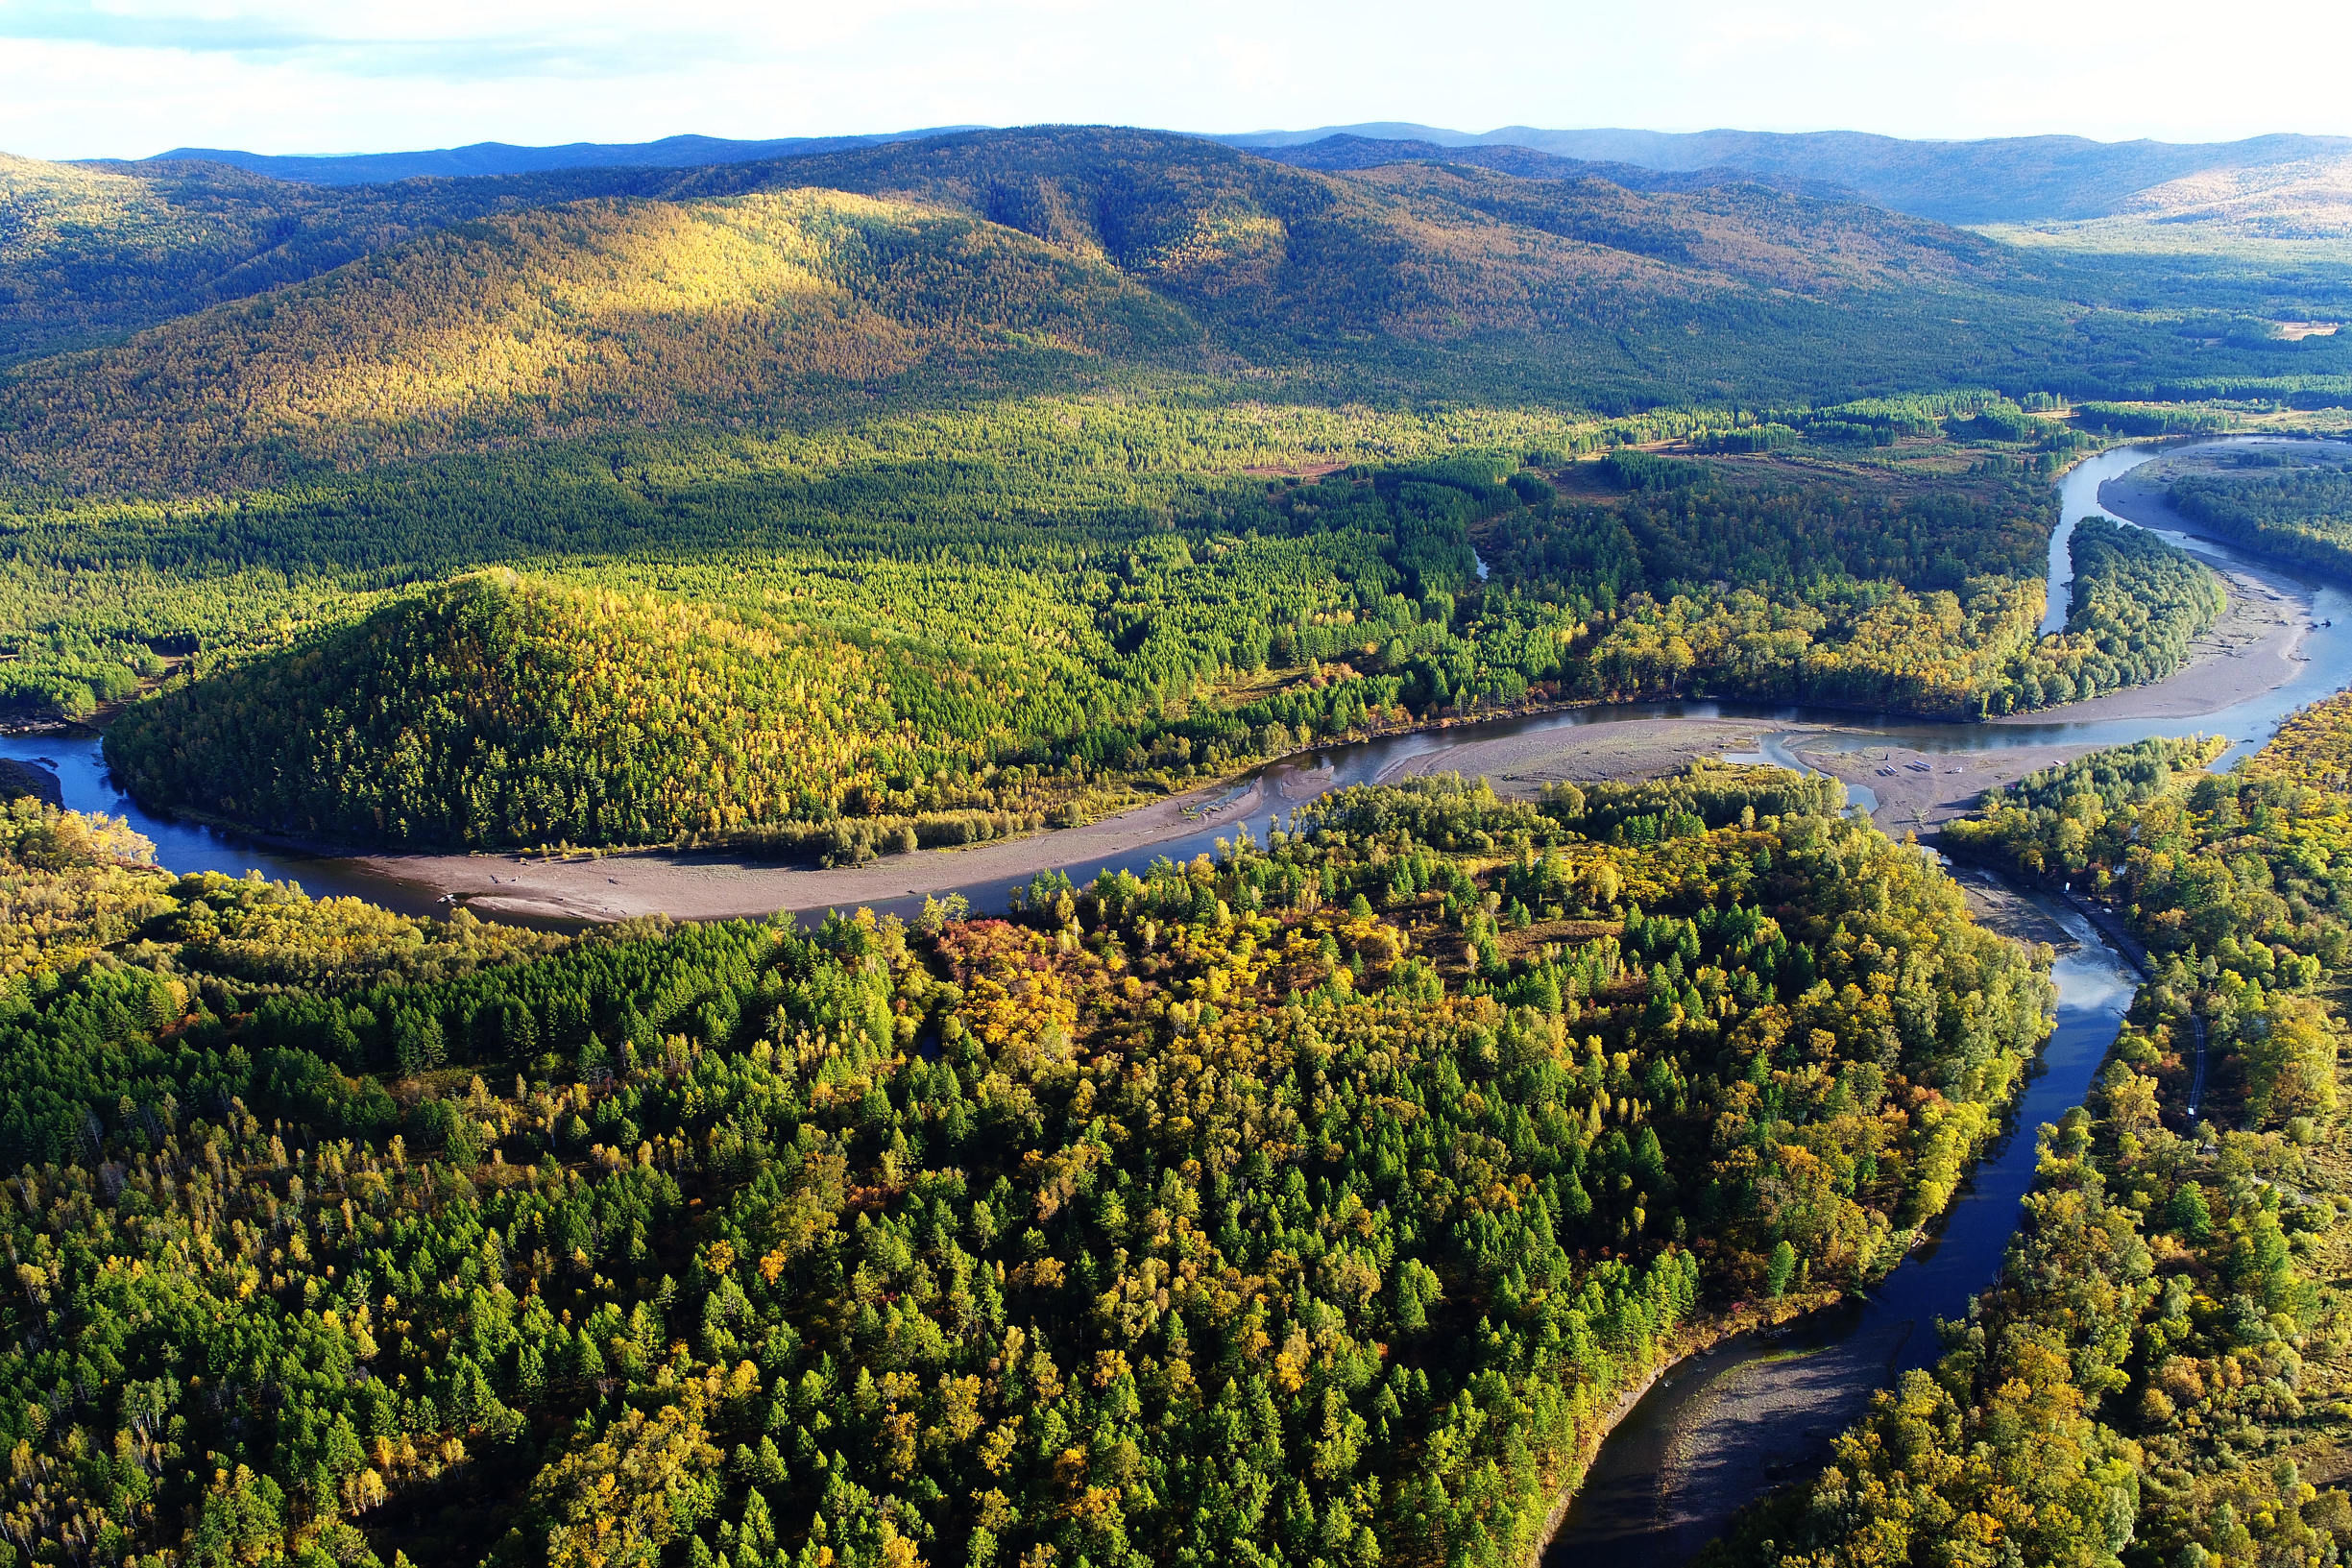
xmin=2171 ymin=462 xmax=2352 ymax=580
xmin=98 ymin=450 xmax=2176 ymax=852
xmin=2072 ymin=400 xmax=2232 ymax=437
xmin=1715 ymin=700 xmax=2352 ymax=1568
xmin=0 ymin=764 xmax=2055 ymax=1568
xmin=2005 ymin=515 xmax=2228 ymax=711
xmin=1491 ymin=461 xmax=2061 ymax=719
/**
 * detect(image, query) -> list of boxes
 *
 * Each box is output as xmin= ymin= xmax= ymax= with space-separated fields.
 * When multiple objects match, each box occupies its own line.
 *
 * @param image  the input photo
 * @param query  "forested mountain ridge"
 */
xmin=119 ymin=129 xmax=970 ymax=187
xmin=1221 ymin=124 xmax=2352 ymax=225
xmin=0 ymin=151 xmax=724 ymax=361
xmin=0 ymin=761 xmax=2058 ymax=1568
xmin=10 ymin=125 xmax=2351 ymax=487
xmin=1249 ymin=134 xmax=1865 ymax=202
xmin=0 ymin=185 xmax=1200 ymax=493
xmin=123 ymin=119 xmax=2349 ymax=226
xmin=655 ymin=127 xmax=2004 ymax=288
xmin=0 ymin=128 xmax=2091 ymax=496
xmin=0 ymin=127 xmax=1992 ymax=372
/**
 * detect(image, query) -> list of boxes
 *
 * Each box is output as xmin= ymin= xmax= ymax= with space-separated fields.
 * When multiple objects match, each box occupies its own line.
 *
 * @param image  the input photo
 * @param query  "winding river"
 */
xmin=2 ymin=435 xmax=2345 ymax=1558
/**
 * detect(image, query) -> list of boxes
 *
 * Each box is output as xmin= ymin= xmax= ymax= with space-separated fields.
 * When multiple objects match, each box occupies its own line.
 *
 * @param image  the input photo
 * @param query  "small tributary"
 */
xmin=1539 ymin=893 xmax=2139 ymax=1565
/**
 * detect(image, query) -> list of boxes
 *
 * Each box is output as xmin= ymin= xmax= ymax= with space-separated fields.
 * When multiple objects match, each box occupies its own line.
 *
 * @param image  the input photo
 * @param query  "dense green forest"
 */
xmin=0 ymin=761 xmax=2055 ymax=1568
xmin=2171 ymin=458 xmax=2352 ymax=579
xmin=1711 ymin=699 xmax=2352 ymax=1568
xmin=12 ymin=130 xmax=2352 ymax=420
xmin=92 ymin=449 xmax=2223 ymax=853
xmin=0 ymin=125 xmax=2310 ymax=863
xmin=7 ymin=115 xmax=2352 ymax=1568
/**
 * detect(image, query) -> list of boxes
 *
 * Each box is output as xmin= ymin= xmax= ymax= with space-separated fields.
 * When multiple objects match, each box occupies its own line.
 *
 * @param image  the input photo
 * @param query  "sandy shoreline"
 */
xmin=1992 ymin=474 xmax=2316 ymax=725
xmin=1379 ymin=716 xmax=1769 ymax=792
xmin=325 ymin=473 xmax=2326 ymax=924
xmin=361 ymin=769 xmax=1297 ymax=924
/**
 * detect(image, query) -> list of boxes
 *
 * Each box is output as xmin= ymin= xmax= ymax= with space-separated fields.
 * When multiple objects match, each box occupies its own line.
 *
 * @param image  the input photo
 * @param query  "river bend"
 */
xmin=2 ymin=437 xmax=2343 ymax=1561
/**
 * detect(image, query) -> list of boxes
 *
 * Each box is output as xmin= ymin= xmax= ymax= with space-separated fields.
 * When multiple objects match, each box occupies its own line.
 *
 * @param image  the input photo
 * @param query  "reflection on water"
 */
xmin=0 ymin=731 xmax=458 ymax=915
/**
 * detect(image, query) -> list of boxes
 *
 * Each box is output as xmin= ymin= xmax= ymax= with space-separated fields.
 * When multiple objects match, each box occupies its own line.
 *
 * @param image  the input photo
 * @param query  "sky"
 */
xmin=2 ymin=0 xmax=2346 ymax=161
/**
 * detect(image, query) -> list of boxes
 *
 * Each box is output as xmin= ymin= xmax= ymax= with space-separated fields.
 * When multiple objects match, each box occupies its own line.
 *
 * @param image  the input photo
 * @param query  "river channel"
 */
xmin=6 ymin=435 xmax=2346 ymax=921
xmin=2 ymin=437 xmax=2344 ymax=1557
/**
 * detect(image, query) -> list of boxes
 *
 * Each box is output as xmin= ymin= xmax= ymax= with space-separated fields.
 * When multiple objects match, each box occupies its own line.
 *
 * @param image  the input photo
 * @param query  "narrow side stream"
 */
xmin=1540 ymin=894 xmax=2140 ymax=1565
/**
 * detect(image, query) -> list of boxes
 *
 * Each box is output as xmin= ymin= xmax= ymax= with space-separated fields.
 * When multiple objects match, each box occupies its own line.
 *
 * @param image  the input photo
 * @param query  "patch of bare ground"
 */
xmin=1952 ymin=866 xmax=2076 ymax=950
xmin=1793 ymin=740 xmax=2091 ymax=840
xmin=1377 ymin=717 xmax=1767 ymax=794
xmin=365 ymin=770 xmax=1294 ymax=925
xmin=1238 ymin=460 xmax=1349 ymax=478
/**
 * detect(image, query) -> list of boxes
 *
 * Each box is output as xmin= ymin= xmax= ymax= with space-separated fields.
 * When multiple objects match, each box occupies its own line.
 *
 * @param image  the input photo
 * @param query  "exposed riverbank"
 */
xmin=1523 ymin=1291 xmax=1842 ymax=1568
xmin=2015 ymin=528 xmax=2314 ymax=727
xmin=1379 ymin=717 xmax=1765 ymax=792
xmin=376 ymin=769 xmax=1297 ymax=925
xmin=1540 ymin=893 xmax=2141 ymax=1567
xmin=334 ymin=532 xmax=2332 ymax=926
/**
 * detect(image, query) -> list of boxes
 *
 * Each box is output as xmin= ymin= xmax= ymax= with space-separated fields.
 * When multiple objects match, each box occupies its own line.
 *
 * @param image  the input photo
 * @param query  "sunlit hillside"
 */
xmin=0 ymin=150 xmax=681 ymax=359
xmin=0 ymin=188 xmax=1197 ymax=492
xmin=8 ymin=127 xmax=2352 ymax=503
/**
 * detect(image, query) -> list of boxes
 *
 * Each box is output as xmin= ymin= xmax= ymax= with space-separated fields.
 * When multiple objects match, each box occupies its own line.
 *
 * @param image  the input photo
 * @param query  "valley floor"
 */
xmin=346 ymin=538 xmax=2322 ymax=926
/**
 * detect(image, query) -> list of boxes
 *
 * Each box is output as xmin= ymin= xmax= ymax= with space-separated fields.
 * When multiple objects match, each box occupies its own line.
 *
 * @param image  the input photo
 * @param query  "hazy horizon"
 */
xmin=3 ymin=0 xmax=2346 ymax=162
xmin=93 ymin=118 xmax=2352 ymax=168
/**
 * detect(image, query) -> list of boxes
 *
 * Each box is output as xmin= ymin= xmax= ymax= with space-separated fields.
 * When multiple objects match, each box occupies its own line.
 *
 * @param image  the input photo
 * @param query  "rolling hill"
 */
xmin=0 ymin=127 xmax=2152 ymax=494
xmin=0 ymin=150 xmax=707 ymax=360
xmin=0 ymin=181 xmax=1198 ymax=491
xmin=102 ymin=569 xmax=926 ymax=849
xmin=0 ymin=126 xmax=1980 ymax=372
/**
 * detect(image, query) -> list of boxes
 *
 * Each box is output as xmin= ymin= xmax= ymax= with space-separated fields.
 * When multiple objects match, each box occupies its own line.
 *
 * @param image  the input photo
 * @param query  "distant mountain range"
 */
xmin=100 ymin=122 xmax=2352 ymax=235
xmin=1214 ymin=124 xmax=2352 ymax=226
xmin=1242 ymin=133 xmax=1865 ymax=204
xmin=126 ymin=128 xmax=982 ymax=185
